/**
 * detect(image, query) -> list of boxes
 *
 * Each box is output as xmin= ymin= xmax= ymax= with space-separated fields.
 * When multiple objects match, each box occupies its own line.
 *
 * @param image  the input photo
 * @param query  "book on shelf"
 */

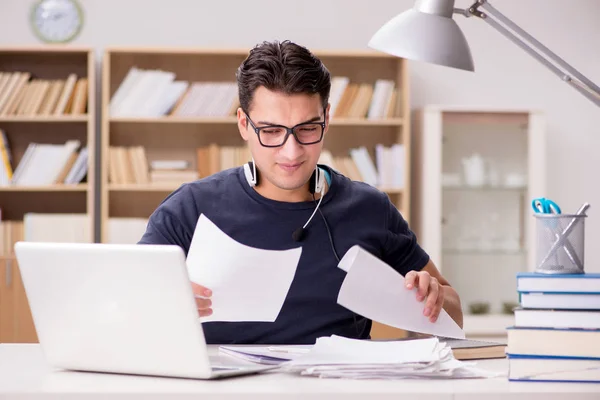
xmin=507 ymin=271 xmax=600 ymax=383
xmin=318 ymin=146 xmax=405 ymax=189
xmin=108 ymin=146 xmax=150 ymax=185
xmin=329 ymin=77 xmax=398 ymax=119
xmin=0 ymin=134 xmax=88 ymax=186
xmin=196 ymin=144 xmax=252 ymax=177
xmin=0 ymin=129 xmax=13 ymax=185
xmin=109 ymin=67 xmax=239 ymax=118
xmin=0 ymin=71 xmax=87 ymax=116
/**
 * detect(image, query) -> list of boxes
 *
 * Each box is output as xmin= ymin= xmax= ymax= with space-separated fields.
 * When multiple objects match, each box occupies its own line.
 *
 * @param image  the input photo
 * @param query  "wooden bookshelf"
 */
xmin=101 ymin=47 xmax=411 ymax=339
xmin=0 ymin=46 xmax=95 ymax=231
xmin=0 ymin=46 xmax=95 ymax=343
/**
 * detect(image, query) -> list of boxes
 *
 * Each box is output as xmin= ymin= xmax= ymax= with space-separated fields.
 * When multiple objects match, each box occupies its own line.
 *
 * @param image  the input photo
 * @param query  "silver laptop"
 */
xmin=14 ymin=241 xmax=275 ymax=379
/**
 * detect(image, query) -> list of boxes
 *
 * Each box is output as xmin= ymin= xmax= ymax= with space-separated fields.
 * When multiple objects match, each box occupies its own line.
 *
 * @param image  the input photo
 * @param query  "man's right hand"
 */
xmin=191 ymin=282 xmax=213 ymax=317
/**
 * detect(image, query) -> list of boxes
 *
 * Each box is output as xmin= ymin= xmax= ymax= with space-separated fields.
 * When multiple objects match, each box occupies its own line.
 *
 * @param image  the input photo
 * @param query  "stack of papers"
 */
xmin=280 ymin=336 xmax=499 ymax=379
xmin=219 ymin=336 xmax=500 ymax=379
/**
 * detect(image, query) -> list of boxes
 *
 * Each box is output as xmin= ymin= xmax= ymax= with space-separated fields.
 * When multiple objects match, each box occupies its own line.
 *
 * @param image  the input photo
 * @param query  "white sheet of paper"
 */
xmin=336 ymin=245 xmax=465 ymax=339
xmin=289 ymin=335 xmax=442 ymax=366
xmin=186 ymin=214 xmax=302 ymax=322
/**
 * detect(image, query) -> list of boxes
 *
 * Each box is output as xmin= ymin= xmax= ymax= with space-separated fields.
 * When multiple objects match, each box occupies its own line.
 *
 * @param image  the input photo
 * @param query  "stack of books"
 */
xmin=506 ymin=272 xmax=600 ymax=383
xmin=149 ymin=159 xmax=198 ymax=185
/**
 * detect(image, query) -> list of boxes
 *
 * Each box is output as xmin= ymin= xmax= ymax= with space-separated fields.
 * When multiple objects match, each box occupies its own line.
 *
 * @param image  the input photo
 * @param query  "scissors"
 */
xmin=532 ymin=197 xmax=562 ymax=214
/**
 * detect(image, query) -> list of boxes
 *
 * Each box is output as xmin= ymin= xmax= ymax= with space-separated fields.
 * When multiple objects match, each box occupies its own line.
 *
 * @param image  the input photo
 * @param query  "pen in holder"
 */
xmin=535 ymin=203 xmax=590 ymax=274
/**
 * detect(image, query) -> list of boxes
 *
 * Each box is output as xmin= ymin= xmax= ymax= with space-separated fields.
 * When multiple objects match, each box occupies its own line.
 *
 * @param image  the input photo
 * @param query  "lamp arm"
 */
xmin=456 ymin=0 xmax=600 ymax=107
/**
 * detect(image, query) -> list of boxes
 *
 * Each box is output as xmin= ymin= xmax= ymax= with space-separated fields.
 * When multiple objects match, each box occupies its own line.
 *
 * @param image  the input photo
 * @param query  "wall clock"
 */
xmin=30 ymin=0 xmax=84 ymax=43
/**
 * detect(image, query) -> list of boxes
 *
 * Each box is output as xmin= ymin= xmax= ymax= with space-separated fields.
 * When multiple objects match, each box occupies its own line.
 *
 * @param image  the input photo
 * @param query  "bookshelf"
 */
xmin=0 ymin=46 xmax=95 ymax=343
xmin=101 ymin=47 xmax=411 ymax=339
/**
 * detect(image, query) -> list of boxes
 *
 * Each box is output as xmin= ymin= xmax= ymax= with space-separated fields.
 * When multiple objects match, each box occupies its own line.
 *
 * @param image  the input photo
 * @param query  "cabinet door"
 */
xmin=12 ymin=257 xmax=38 ymax=343
xmin=0 ymin=258 xmax=16 ymax=342
xmin=0 ymin=258 xmax=38 ymax=343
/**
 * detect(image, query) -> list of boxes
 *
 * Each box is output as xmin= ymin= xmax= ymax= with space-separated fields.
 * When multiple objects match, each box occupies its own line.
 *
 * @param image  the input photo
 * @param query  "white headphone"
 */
xmin=243 ymin=159 xmax=325 ymax=194
xmin=243 ymin=159 xmax=326 ymax=242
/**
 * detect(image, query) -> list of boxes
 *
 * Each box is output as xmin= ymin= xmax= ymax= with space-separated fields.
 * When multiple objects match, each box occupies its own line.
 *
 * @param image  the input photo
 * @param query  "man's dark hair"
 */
xmin=236 ymin=40 xmax=331 ymax=113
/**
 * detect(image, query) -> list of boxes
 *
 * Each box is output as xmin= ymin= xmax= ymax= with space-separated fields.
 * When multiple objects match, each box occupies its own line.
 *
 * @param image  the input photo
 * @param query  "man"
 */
xmin=139 ymin=40 xmax=463 ymax=344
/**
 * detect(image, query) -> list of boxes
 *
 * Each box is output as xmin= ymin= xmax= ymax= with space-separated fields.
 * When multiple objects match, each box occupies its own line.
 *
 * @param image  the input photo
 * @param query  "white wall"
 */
xmin=1 ymin=0 xmax=599 ymax=270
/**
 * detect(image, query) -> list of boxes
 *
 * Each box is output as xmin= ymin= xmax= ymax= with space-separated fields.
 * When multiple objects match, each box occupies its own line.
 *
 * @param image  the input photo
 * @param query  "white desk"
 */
xmin=0 ymin=344 xmax=598 ymax=399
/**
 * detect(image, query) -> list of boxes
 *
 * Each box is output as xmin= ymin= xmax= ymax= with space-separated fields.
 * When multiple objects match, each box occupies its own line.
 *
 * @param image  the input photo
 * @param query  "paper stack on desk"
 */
xmin=280 ymin=335 xmax=499 ymax=379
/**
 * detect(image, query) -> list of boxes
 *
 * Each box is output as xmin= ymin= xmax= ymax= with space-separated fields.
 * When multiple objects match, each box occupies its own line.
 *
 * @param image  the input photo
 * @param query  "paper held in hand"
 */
xmin=336 ymin=245 xmax=466 ymax=339
xmin=185 ymin=214 xmax=302 ymax=322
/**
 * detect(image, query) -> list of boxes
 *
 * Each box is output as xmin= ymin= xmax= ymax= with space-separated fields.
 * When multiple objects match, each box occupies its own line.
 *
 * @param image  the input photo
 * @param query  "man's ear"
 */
xmin=237 ymin=107 xmax=249 ymax=141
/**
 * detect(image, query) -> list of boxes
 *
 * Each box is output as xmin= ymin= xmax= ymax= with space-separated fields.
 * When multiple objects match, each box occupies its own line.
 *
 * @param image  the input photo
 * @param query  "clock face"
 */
xmin=31 ymin=0 xmax=84 ymax=43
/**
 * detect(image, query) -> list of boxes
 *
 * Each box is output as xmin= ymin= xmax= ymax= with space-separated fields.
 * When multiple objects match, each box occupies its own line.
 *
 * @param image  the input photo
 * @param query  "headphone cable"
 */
xmin=312 ymin=194 xmax=362 ymax=338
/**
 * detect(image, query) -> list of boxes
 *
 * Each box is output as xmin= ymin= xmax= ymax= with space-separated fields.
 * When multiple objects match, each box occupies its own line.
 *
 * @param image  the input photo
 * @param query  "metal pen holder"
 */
xmin=535 ymin=213 xmax=587 ymax=274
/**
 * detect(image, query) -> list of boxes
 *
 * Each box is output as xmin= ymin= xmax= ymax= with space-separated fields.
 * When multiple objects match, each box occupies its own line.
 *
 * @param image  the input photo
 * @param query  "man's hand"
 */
xmin=405 ymin=270 xmax=445 ymax=323
xmin=191 ymin=282 xmax=213 ymax=317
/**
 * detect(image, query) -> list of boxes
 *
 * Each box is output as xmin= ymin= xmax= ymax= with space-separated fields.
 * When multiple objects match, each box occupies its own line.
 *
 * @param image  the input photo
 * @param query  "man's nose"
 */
xmin=279 ymin=131 xmax=304 ymax=159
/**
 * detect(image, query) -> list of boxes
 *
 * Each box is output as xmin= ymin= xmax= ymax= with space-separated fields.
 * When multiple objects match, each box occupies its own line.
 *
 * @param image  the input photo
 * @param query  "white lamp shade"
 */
xmin=368 ymin=8 xmax=475 ymax=72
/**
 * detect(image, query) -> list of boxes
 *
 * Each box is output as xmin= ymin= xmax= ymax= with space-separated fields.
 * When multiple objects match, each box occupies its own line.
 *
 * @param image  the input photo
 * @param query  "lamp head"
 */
xmin=368 ymin=0 xmax=475 ymax=72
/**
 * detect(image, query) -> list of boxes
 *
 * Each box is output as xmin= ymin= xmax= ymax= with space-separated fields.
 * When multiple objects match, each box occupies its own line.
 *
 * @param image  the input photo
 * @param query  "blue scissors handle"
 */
xmin=532 ymin=198 xmax=561 ymax=214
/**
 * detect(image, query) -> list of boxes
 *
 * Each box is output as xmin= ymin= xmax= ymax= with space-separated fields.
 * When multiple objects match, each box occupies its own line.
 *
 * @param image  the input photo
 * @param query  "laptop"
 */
xmin=13 ymin=241 xmax=276 ymax=379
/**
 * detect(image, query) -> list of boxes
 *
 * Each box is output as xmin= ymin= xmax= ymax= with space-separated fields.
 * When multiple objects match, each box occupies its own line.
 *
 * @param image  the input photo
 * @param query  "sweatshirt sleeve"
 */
xmin=381 ymin=195 xmax=430 ymax=276
xmin=137 ymin=185 xmax=196 ymax=255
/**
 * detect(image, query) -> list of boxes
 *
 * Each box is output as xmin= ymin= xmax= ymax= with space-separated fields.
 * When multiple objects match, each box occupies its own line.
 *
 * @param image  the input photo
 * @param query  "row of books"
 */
xmin=0 ymin=72 xmax=87 ymax=116
xmin=329 ymin=77 xmax=399 ymax=119
xmin=506 ymin=272 xmax=600 ymax=383
xmin=0 ymin=133 xmax=88 ymax=186
xmin=107 ymin=67 xmax=400 ymax=120
xmin=108 ymin=145 xmax=252 ymax=185
xmin=0 ymin=214 xmax=92 ymax=256
xmin=107 ymin=144 xmax=404 ymax=189
xmin=319 ymin=146 xmax=405 ymax=189
xmin=109 ymin=67 xmax=239 ymax=118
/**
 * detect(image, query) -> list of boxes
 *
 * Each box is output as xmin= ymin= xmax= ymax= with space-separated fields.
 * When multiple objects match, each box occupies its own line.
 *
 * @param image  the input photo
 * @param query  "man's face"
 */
xmin=238 ymin=86 xmax=330 ymax=196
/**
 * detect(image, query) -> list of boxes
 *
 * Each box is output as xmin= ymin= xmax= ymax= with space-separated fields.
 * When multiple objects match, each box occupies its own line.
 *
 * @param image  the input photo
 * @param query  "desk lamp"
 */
xmin=368 ymin=0 xmax=600 ymax=107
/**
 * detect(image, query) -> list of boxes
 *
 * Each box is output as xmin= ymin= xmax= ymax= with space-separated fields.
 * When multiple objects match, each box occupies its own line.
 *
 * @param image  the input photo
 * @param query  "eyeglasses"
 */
xmin=244 ymin=109 xmax=326 ymax=148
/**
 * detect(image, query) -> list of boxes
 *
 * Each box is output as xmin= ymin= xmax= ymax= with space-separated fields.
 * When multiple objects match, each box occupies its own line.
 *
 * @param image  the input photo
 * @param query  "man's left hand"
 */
xmin=404 ymin=270 xmax=445 ymax=323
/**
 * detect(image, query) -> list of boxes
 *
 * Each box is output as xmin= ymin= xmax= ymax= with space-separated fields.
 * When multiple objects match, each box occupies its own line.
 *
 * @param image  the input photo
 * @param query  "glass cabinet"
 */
xmin=412 ymin=106 xmax=546 ymax=339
